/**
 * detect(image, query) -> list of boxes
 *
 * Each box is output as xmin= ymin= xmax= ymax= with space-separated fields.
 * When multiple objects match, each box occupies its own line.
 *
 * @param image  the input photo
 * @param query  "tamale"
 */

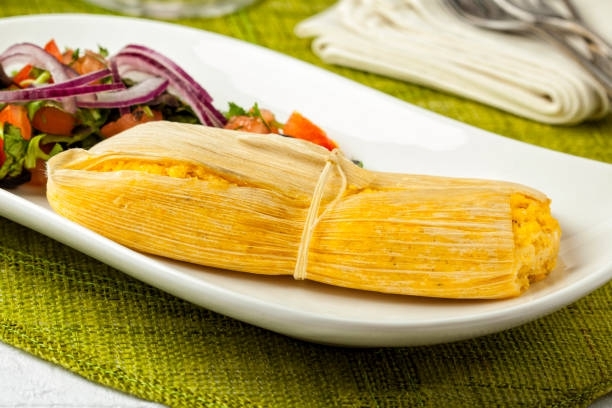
xmin=46 ymin=121 xmax=561 ymax=299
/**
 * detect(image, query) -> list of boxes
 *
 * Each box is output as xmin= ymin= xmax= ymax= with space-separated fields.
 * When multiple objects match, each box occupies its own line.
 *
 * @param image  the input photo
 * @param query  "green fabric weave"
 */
xmin=1 ymin=1 xmax=611 ymax=407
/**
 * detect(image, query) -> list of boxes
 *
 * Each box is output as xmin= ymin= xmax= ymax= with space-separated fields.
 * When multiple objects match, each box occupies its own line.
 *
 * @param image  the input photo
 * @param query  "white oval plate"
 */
xmin=1 ymin=14 xmax=610 ymax=347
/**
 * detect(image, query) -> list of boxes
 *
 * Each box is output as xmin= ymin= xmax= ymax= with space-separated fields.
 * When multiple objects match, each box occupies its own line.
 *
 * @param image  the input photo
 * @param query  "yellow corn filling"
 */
xmin=87 ymin=158 xmax=233 ymax=188
xmin=511 ymin=192 xmax=560 ymax=285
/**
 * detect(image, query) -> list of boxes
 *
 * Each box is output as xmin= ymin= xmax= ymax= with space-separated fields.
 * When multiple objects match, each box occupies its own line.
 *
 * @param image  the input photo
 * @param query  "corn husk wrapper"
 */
xmin=46 ymin=121 xmax=561 ymax=299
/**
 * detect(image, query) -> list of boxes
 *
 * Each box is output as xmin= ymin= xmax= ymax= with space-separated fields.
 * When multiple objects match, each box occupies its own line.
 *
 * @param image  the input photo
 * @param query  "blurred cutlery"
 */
xmin=445 ymin=0 xmax=612 ymax=97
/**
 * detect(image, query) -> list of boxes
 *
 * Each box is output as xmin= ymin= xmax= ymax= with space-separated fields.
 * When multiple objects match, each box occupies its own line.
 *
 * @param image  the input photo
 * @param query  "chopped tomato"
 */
xmin=282 ymin=111 xmax=337 ymax=150
xmin=64 ymin=49 xmax=108 ymax=75
xmin=61 ymin=50 xmax=75 ymax=66
xmin=27 ymin=158 xmax=48 ymax=186
xmin=0 ymin=104 xmax=32 ymax=140
xmin=224 ymin=108 xmax=279 ymax=134
xmin=99 ymin=108 xmax=163 ymax=138
xmin=32 ymin=106 xmax=76 ymax=135
xmin=43 ymin=39 xmax=63 ymax=62
xmin=12 ymin=65 xmax=34 ymax=87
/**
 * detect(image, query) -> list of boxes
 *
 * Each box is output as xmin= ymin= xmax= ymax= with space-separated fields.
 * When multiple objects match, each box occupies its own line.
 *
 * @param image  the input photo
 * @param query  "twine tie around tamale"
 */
xmin=294 ymin=149 xmax=348 ymax=280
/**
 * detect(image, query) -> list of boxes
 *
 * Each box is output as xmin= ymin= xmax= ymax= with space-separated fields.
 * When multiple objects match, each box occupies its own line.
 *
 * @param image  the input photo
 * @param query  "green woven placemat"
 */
xmin=1 ymin=1 xmax=611 ymax=407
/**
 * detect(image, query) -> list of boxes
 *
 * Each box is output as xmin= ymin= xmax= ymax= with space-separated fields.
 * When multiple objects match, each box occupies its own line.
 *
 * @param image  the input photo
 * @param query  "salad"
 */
xmin=0 ymin=40 xmax=337 ymax=188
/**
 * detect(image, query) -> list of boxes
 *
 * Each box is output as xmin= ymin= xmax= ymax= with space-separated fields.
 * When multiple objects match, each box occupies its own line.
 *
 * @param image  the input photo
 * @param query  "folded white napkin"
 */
xmin=295 ymin=0 xmax=611 ymax=124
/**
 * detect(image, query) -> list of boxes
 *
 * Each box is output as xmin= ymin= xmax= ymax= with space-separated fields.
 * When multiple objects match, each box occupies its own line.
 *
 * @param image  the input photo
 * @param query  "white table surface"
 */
xmin=0 ymin=341 xmax=164 ymax=408
xmin=0 ymin=340 xmax=610 ymax=407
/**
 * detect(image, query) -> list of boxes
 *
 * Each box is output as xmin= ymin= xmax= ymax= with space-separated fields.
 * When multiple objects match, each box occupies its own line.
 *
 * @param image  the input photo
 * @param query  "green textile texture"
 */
xmin=1 ymin=0 xmax=611 ymax=407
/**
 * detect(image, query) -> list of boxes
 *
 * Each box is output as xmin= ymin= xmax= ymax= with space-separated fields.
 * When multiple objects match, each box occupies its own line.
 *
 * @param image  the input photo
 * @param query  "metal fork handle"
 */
xmin=491 ymin=0 xmax=612 ymax=98
xmin=493 ymin=0 xmax=612 ymax=59
xmin=531 ymin=24 xmax=612 ymax=98
xmin=559 ymin=0 xmax=612 ymax=76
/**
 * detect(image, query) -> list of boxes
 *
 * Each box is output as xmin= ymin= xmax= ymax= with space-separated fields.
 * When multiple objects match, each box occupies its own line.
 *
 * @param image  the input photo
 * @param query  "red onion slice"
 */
xmin=0 ymin=42 xmax=79 ymax=112
xmin=77 ymin=76 xmax=169 ymax=108
xmin=0 ymin=82 xmax=125 ymax=103
xmin=112 ymin=45 xmax=226 ymax=127
xmin=0 ymin=42 xmax=73 ymax=82
xmin=119 ymin=44 xmax=213 ymax=103
xmin=59 ymin=68 xmax=113 ymax=87
xmin=109 ymin=57 xmax=130 ymax=115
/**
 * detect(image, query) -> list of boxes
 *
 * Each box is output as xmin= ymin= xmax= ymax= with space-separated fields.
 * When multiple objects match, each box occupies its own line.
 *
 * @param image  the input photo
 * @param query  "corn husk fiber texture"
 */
xmin=46 ymin=121 xmax=561 ymax=299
